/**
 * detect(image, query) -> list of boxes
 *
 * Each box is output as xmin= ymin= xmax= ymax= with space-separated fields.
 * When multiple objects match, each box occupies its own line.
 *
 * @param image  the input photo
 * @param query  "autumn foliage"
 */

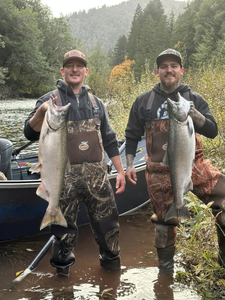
xmin=109 ymin=59 xmax=135 ymax=83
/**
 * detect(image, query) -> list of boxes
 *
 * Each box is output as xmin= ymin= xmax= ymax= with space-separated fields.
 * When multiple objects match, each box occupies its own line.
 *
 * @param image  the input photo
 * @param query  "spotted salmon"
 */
xmin=163 ymin=92 xmax=195 ymax=222
xmin=30 ymin=98 xmax=71 ymax=230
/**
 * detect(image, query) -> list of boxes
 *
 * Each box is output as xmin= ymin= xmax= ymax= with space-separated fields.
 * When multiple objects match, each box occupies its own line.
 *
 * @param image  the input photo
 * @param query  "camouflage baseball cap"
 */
xmin=63 ymin=50 xmax=87 ymax=67
xmin=156 ymin=49 xmax=182 ymax=68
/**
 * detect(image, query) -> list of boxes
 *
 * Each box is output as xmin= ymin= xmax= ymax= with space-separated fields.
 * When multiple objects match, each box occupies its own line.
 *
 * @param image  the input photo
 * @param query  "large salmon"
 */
xmin=163 ymin=92 xmax=195 ymax=222
xmin=30 ymin=98 xmax=71 ymax=230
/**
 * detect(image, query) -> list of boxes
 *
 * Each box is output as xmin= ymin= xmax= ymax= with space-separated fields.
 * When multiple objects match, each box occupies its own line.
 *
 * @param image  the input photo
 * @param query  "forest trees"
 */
xmin=0 ymin=0 xmax=78 ymax=98
xmin=112 ymin=0 xmax=225 ymax=77
xmin=1 ymin=0 xmax=225 ymax=98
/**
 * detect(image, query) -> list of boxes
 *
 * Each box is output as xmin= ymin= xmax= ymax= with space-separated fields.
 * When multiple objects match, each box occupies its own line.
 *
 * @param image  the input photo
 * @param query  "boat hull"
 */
xmin=0 ymin=139 xmax=149 ymax=242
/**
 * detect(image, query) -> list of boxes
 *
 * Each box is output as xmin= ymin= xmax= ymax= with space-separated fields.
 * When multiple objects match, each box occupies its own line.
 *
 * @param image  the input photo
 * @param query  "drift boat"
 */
xmin=0 ymin=138 xmax=149 ymax=242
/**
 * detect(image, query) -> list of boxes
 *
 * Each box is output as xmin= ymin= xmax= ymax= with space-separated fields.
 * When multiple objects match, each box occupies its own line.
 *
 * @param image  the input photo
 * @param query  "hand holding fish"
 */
xmin=30 ymin=98 xmax=71 ymax=230
xmin=29 ymin=96 xmax=58 ymax=132
xmin=188 ymin=101 xmax=206 ymax=128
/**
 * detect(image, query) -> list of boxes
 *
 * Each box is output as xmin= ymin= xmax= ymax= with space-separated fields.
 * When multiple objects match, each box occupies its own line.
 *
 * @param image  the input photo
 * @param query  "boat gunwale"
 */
xmin=0 ymin=162 xmax=147 ymax=188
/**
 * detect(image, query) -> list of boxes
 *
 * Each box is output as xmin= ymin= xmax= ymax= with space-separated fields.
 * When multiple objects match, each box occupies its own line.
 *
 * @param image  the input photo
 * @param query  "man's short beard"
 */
xmin=160 ymin=81 xmax=180 ymax=94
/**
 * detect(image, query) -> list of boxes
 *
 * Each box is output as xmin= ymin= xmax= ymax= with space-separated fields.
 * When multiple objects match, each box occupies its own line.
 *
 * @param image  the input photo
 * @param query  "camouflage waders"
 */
xmin=145 ymin=119 xmax=225 ymax=270
xmin=50 ymin=96 xmax=120 ymax=271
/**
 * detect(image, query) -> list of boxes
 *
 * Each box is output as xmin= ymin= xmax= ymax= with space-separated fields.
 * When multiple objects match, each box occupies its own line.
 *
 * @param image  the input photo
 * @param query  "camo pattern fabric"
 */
xmin=55 ymin=118 xmax=120 ymax=258
xmin=145 ymin=119 xmax=222 ymax=224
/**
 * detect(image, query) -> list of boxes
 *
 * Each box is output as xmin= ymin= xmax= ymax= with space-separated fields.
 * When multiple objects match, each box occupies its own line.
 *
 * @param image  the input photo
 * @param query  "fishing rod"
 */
xmin=0 ymin=140 xmax=37 ymax=157
xmin=8 ymin=235 xmax=55 ymax=290
xmin=12 ymin=140 xmax=37 ymax=156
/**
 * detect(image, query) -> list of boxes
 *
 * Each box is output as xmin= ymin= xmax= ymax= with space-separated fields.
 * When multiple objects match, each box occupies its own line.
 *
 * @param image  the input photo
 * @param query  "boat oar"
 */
xmin=9 ymin=235 xmax=55 ymax=290
xmin=12 ymin=140 xmax=37 ymax=156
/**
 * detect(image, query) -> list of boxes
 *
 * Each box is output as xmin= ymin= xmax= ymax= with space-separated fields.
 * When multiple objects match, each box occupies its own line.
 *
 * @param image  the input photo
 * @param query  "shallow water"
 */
xmin=0 ymin=213 xmax=201 ymax=300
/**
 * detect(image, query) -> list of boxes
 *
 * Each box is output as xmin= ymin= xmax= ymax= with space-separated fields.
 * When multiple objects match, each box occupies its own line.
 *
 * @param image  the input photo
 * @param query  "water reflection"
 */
xmin=0 ymin=99 xmax=39 ymax=153
xmin=0 ymin=214 xmax=201 ymax=300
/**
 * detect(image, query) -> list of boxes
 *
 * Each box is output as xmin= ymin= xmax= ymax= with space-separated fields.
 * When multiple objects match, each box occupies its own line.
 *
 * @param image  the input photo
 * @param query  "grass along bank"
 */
xmin=175 ymin=192 xmax=225 ymax=299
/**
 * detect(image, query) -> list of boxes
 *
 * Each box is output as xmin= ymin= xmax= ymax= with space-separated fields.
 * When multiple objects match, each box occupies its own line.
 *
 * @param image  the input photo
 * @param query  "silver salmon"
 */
xmin=30 ymin=98 xmax=71 ymax=230
xmin=163 ymin=92 xmax=195 ymax=222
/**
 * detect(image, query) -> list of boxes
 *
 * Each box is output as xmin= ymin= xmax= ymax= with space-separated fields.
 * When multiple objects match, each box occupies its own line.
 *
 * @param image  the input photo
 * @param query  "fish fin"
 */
xmin=40 ymin=207 xmax=67 ymax=230
xmin=29 ymin=162 xmax=41 ymax=173
xmin=165 ymin=202 xmax=190 ymax=222
xmin=162 ymin=150 xmax=169 ymax=165
xmin=177 ymin=206 xmax=190 ymax=221
xmin=187 ymin=119 xmax=194 ymax=135
xmin=36 ymin=184 xmax=49 ymax=202
xmin=65 ymin=157 xmax=71 ymax=174
xmin=184 ymin=179 xmax=193 ymax=193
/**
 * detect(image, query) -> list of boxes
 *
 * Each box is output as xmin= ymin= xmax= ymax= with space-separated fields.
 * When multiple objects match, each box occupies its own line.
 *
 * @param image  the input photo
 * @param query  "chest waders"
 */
xmin=49 ymin=90 xmax=120 ymax=275
xmin=145 ymin=91 xmax=225 ymax=271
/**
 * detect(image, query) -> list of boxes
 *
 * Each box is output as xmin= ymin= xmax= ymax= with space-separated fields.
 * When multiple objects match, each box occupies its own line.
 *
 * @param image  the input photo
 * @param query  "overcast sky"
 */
xmin=41 ymin=0 xmax=129 ymax=17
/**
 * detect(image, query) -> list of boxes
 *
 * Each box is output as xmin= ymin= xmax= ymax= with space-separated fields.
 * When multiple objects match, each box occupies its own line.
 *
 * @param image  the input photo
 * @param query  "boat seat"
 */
xmin=0 ymin=138 xmax=13 ymax=180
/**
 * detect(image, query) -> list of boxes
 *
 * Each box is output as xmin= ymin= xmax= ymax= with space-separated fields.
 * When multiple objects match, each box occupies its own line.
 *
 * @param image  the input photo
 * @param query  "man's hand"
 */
xmin=110 ymin=155 xmax=126 ymax=194
xmin=125 ymin=165 xmax=137 ymax=185
xmin=115 ymin=172 xmax=126 ymax=194
xmin=29 ymin=96 xmax=57 ymax=132
xmin=125 ymin=154 xmax=137 ymax=185
xmin=188 ymin=101 xmax=205 ymax=128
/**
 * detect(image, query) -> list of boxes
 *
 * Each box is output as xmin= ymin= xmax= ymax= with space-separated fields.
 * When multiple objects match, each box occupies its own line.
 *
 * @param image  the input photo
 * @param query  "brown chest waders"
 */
xmin=50 ymin=90 xmax=120 ymax=274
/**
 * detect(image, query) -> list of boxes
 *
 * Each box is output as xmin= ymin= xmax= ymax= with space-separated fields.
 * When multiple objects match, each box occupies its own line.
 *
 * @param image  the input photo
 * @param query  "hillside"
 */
xmin=69 ymin=0 xmax=187 ymax=53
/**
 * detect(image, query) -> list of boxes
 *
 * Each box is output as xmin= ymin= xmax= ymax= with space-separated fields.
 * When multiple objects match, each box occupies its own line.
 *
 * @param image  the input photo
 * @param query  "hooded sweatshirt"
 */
xmin=24 ymin=80 xmax=119 ymax=159
xmin=125 ymin=83 xmax=218 ymax=157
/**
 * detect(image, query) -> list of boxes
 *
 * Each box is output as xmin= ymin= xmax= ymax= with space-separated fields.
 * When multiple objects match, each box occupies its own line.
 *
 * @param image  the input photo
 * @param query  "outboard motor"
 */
xmin=0 ymin=138 xmax=13 ymax=180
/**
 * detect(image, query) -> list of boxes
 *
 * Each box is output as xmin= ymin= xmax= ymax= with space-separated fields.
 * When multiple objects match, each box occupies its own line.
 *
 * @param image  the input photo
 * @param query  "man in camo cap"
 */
xmin=24 ymin=49 xmax=126 ymax=276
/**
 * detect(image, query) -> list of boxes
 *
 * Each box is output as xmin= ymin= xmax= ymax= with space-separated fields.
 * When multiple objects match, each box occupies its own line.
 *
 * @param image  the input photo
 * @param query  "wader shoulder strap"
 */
xmin=146 ymin=90 xmax=155 ymax=111
xmin=182 ymin=90 xmax=190 ymax=101
xmin=145 ymin=90 xmax=155 ymax=128
xmin=88 ymin=92 xmax=100 ymax=125
xmin=146 ymin=90 xmax=190 ymax=110
xmin=88 ymin=93 xmax=99 ymax=117
xmin=52 ymin=89 xmax=62 ymax=106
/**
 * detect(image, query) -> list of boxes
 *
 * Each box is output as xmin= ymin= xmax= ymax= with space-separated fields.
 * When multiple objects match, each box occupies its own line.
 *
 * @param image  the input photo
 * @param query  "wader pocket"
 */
xmin=151 ymin=131 xmax=168 ymax=162
xmin=68 ymin=131 xmax=102 ymax=164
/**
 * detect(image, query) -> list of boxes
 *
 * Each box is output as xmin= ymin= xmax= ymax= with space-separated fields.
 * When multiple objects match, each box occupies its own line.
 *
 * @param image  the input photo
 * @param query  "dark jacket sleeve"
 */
xmin=191 ymin=91 xmax=218 ymax=139
xmin=97 ymin=98 xmax=119 ymax=158
xmin=125 ymin=92 xmax=149 ymax=156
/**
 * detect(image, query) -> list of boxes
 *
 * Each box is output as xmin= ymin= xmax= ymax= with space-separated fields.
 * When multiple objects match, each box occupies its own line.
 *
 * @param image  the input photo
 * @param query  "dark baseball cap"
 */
xmin=63 ymin=50 xmax=87 ymax=67
xmin=156 ymin=49 xmax=182 ymax=68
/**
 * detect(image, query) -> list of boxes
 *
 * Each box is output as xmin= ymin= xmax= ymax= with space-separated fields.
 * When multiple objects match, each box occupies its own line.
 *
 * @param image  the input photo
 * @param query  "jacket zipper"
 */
xmin=76 ymin=95 xmax=80 ymax=108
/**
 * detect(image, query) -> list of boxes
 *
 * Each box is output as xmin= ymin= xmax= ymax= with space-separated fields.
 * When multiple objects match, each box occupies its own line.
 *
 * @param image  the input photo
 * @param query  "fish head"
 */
xmin=167 ymin=92 xmax=191 ymax=122
xmin=46 ymin=98 xmax=71 ymax=130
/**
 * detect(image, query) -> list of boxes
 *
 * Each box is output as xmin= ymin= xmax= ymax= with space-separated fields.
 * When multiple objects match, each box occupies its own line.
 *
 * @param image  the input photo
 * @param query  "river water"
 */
xmin=0 ymin=100 xmax=202 ymax=300
xmin=0 ymin=99 xmax=39 ymax=154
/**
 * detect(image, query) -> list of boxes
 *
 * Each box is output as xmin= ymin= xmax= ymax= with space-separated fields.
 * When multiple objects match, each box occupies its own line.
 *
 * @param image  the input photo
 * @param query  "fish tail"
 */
xmin=178 ymin=206 xmax=190 ymax=221
xmin=165 ymin=202 xmax=190 ymax=222
xmin=40 ymin=208 xmax=68 ymax=230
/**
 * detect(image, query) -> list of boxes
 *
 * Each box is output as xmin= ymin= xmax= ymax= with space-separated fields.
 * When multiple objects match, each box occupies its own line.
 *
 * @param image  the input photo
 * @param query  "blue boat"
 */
xmin=0 ymin=138 xmax=149 ymax=242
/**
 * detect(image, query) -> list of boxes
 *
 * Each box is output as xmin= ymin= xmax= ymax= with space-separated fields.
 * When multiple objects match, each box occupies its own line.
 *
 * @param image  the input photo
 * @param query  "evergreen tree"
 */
xmin=127 ymin=4 xmax=143 ymax=60
xmin=172 ymin=0 xmax=202 ymax=68
xmin=129 ymin=0 xmax=170 ymax=78
xmin=193 ymin=0 xmax=225 ymax=65
xmin=112 ymin=35 xmax=128 ymax=66
xmin=86 ymin=45 xmax=111 ymax=98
